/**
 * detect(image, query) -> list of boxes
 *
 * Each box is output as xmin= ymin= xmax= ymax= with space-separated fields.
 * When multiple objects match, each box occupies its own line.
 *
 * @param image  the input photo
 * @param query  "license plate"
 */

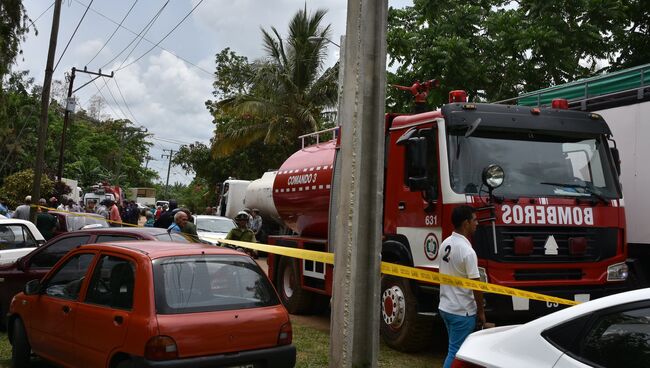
xmin=228 ymin=364 xmax=256 ymax=368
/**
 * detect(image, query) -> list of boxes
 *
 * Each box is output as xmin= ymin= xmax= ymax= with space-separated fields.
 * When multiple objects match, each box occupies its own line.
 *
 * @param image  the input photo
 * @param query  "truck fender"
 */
xmin=381 ymin=237 xmax=413 ymax=266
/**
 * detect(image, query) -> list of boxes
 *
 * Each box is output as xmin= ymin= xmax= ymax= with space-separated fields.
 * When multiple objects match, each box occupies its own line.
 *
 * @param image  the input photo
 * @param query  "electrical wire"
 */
xmin=91 ymin=79 xmax=124 ymax=119
xmin=116 ymin=0 xmax=205 ymax=72
xmin=99 ymin=1 xmax=169 ymax=70
xmin=53 ymin=0 xmax=94 ymax=72
xmin=101 ymin=77 xmax=131 ymax=120
xmin=113 ymin=77 xmax=140 ymax=124
xmin=73 ymin=0 xmax=212 ymax=76
xmin=86 ymin=0 xmax=139 ymax=66
xmin=27 ymin=1 xmax=55 ymax=29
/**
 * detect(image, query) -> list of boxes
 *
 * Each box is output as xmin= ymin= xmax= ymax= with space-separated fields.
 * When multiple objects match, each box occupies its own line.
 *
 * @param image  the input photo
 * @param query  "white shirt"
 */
xmin=438 ymin=232 xmax=480 ymax=316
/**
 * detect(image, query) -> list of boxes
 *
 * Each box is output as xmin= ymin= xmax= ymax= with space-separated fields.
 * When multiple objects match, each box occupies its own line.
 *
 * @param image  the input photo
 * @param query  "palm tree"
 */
xmin=212 ymin=7 xmax=339 ymax=157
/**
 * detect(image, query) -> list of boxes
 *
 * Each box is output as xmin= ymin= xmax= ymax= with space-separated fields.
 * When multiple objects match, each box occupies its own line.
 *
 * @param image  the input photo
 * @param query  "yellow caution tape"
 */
xmin=217 ymin=238 xmax=579 ymax=306
xmin=25 ymin=206 xmax=579 ymax=307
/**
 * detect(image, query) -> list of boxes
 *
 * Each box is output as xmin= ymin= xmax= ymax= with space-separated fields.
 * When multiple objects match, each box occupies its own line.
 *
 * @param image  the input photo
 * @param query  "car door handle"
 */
xmin=62 ymin=305 xmax=71 ymax=314
xmin=114 ymin=315 xmax=124 ymax=325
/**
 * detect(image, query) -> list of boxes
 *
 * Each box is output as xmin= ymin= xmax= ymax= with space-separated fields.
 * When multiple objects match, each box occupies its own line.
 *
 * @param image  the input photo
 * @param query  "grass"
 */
xmin=0 ymin=321 xmax=445 ymax=368
xmin=292 ymin=319 xmax=445 ymax=368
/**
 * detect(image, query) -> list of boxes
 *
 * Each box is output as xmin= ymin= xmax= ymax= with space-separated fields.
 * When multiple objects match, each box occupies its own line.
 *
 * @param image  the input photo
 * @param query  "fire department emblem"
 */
xmin=424 ymin=233 xmax=439 ymax=261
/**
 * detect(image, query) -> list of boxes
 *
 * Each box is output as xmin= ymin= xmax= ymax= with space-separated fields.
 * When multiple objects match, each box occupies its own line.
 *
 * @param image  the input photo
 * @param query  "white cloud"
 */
xmin=19 ymin=0 xmax=414 ymax=185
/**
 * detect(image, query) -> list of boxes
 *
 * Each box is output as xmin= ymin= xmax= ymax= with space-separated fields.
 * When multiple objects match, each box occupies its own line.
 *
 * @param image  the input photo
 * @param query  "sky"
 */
xmin=16 ymin=0 xmax=412 ymax=186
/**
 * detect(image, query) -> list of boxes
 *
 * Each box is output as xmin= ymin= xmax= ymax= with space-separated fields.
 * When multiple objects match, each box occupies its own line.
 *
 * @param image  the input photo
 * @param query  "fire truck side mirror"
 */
xmin=406 ymin=137 xmax=430 ymax=191
xmin=610 ymin=147 xmax=621 ymax=176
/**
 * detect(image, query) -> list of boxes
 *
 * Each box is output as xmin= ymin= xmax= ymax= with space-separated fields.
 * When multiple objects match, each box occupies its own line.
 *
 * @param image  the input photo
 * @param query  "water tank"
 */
xmin=272 ymin=141 xmax=335 ymax=237
xmin=244 ymin=171 xmax=282 ymax=225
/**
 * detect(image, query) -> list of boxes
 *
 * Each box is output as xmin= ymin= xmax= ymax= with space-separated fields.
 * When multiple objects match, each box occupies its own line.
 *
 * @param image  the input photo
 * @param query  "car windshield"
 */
xmin=66 ymin=215 xmax=109 ymax=231
xmin=153 ymin=255 xmax=279 ymax=314
xmin=196 ymin=217 xmax=236 ymax=233
xmin=447 ymin=129 xmax=620 ymax=199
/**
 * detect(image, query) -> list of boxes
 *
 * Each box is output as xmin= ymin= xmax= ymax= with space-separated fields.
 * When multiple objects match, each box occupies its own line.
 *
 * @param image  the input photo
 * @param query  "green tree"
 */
xmin=386 ymin=0 xmax=648 ymax=111
xmin=0 ymin=0 xmax=33 ymax=94
xmin=209 ymin=7 xmax=339 ymax=157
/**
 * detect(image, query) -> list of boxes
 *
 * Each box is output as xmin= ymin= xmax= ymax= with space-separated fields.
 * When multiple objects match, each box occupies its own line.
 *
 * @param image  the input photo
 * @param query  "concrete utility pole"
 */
xmin=56 ymin=67 xmax=113 ymax=183
xmin=31 ymin=0 xmax=62 ymax=222
xmin=161 ymin=149 xmax=175 ymax=199
xmin=329 ymin=0 xmax=389 ymax=367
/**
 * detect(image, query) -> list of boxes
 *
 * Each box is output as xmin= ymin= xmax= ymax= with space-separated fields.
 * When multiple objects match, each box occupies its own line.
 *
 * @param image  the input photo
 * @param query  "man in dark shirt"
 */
xmin=154 ymin=200 xmax=178 ymax=229
xmin=35 ymin=199 xmax=58 ymax=240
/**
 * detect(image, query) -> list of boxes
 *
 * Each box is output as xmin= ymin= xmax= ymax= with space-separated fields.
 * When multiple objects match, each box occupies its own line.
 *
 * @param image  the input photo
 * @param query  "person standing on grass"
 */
xmin=439 ymin=205 xmax=485 ymax=368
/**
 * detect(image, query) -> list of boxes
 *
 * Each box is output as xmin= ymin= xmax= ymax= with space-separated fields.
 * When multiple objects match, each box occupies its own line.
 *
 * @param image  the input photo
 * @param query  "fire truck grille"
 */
xmin=474 ymin=226 xmax=618 ymax=263
xmin=514 ymin=269 xmax=583 ymax=281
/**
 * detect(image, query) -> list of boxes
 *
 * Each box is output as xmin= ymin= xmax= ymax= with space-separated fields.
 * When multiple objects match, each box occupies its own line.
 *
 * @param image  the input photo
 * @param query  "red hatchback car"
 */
xmin=0 ymin=227 xmax=199 ymax=328
xmin=8 ymin=241 xmax=295 ymax=368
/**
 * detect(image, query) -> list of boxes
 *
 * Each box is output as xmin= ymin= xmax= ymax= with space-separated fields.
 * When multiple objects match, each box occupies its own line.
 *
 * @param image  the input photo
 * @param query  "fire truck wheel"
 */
xmin=380 ymin=275 xmax=432 ymax=352
xmin=277 ymin=256 xmax=313 ymax=314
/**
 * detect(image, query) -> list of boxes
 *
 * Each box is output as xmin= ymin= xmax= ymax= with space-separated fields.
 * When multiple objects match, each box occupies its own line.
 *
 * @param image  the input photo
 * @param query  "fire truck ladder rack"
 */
xmin=298 ymin=127 xmax=339 ymax=148
xmin=494 ymin=63 xmax=650 ymax=112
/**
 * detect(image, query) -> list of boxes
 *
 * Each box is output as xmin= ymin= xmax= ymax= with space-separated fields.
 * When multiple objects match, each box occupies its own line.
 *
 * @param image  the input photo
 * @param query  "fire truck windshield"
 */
xmin=447 ymin=130 xmax=620 ymax=199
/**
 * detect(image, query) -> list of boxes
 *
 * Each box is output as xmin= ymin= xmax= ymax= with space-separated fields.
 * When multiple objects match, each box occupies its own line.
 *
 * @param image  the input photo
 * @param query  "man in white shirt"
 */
xmin=439 ymin=205 xmax=485 ymax=368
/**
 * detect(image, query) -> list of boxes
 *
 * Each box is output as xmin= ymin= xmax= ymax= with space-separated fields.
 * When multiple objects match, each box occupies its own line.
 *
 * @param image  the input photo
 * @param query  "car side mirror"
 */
xmin=24 ymin=279 xmax=41 ymax=295
xmin=16 ymin=257 xmax=27 ymax=271
xmin=406 ymin=137 xmax=430 ymax=191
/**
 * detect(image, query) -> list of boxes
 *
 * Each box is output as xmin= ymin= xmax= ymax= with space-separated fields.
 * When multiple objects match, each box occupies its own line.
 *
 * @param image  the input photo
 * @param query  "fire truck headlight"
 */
xmin=607 ymin=262 xmax=628 ymax=281
xmin=482 ymin=164 xmax=505 ymax=189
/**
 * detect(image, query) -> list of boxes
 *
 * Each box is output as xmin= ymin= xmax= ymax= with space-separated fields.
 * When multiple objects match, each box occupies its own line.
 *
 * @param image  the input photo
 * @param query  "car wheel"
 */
xmin=11 ymin=318 xmax=31 ymax=368
xmin=115 ymin=359 xmax=135 ymax=368
xmin=380 ymin=275 xmax=433 ymax=352
xmin=277 ymin=256 xmax=313 ymax=314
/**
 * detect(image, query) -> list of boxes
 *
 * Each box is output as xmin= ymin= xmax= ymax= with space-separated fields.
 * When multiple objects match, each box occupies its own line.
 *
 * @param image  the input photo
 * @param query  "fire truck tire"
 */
xmin=380 ymin=275 xmax=432 ymax=352
xmin=277 ymin=256 xmax=313 ymax=314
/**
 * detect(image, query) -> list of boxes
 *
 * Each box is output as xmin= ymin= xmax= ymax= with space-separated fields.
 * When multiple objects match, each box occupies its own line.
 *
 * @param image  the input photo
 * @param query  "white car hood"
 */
xmin=0 ymin=248 xmax=36 ymax=265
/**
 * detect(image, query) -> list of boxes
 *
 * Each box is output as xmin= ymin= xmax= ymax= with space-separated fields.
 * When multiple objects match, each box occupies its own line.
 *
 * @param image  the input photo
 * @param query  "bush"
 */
xmin=0 ymin=169 xmax=54 ymax=208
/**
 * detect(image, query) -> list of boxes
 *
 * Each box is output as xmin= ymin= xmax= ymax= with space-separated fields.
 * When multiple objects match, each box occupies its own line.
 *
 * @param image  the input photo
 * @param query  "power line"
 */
xmin=116 ymin=0 xmax=206 ymax=72
xmin=99 ymin=1 xmax=169 ymax=70
xmin=28 ymin=1 xmax=55 ymax=29
xmin=101 ymin=77 xmax=131 ymax=120
xmin=91 ymin=79 xmax=123 ymax=119
xmin=151 ymin=136 xmax=195 ymax=146
xmin=86 ymin=0 xmax=139 ymax=66
xmin=73 ymin=0 xmax=212 ymax=76
xmin=53 ymin=0 xmax=94 ymax=72
xmin=113 ymin=77 xmax=140 ymax=124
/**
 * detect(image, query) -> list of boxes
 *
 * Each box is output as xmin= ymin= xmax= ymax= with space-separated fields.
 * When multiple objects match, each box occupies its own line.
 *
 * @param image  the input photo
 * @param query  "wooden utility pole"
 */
xmin=329 ymin=0 xmax=389 ymax=367
xmin=31 ymin=0 xmax=62 ymax=222
xmin=56 ymin=67 xmax=113 ymax=183
xmin=161 ymin=149 xmax=175 ymax=199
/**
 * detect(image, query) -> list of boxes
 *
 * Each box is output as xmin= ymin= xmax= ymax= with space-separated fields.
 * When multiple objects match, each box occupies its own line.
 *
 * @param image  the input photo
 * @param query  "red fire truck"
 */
xmin=244 ymin=89 xmax=629 ymax=352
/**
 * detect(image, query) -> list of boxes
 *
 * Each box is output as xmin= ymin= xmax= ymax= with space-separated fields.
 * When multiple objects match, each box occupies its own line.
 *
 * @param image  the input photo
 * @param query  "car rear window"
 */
xmin=153 ymin=232 xmax=197 ymax=243
xmin=153 ymin=255 xmax=279 ymax=314
xmin=65 ymin=215 xmax=109 ymax=231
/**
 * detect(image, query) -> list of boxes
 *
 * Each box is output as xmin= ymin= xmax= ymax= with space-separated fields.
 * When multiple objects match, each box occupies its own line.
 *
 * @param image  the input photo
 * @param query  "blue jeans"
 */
xmin=440 ymin=309 xmax=476 ymax=368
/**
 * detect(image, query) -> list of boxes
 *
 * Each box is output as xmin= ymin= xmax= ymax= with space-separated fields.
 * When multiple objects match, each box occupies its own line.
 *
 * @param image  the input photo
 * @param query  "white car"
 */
xmin=193 ymin=215 xmax=236 ymax=244
xmin=0 ymin=219 xmax=46 ymax=265
xmin=454 ymin=288 xmax=650 ymax=368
